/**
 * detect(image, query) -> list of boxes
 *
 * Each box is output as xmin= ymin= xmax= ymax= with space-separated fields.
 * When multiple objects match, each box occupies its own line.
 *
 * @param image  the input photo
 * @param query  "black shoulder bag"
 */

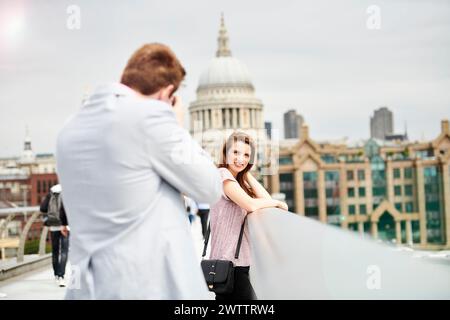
xmin=200 ymin=215 xmax=247 ymax=294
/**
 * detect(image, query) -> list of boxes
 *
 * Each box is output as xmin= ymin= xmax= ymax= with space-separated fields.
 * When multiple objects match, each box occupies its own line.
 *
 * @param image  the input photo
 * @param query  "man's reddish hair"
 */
xmin=120 ymin=43 xmax=186 ymax=95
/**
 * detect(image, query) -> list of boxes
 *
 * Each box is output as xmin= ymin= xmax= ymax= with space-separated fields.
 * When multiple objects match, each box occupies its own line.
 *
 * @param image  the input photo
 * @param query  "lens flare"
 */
xmin=0 ymin=2 xmax=26 ymax=50
xmin=4 ymin=15 xmax=24 ymax=39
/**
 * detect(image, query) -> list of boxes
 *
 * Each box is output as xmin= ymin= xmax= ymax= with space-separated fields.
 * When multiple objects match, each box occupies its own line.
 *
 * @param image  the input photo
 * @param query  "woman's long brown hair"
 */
xmin=218 ymin=132 xmax=256 ymax=198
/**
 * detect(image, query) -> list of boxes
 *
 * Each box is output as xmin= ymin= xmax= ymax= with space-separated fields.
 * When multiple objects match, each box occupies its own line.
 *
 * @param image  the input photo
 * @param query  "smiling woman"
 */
xmin=206 ymin=131 xmax=288 ymax=300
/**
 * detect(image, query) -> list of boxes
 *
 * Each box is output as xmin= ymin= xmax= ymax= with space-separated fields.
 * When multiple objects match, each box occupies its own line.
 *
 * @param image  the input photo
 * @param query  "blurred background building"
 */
xmin=266 ymin=120 xmax=450 ymax=250
xmin=371 ymin=106 xmax=408 ymax=142
xmin=0 ymin=130 xmax=58 ymax=249
xmin=284 ymin=109 xmax=304 ymax=139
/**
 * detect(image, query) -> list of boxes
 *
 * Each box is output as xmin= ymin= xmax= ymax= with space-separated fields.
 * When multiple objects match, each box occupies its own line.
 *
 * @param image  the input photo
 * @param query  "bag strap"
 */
xmin=202 ymin=214 xmax=248 ymax=259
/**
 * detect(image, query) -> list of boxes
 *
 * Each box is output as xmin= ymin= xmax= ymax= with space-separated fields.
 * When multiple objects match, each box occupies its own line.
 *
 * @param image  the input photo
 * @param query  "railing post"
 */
xmin=17 ymin=211 xmax=40 ymax=263
xmin=39 ymin=226 xmax=49 ymax=256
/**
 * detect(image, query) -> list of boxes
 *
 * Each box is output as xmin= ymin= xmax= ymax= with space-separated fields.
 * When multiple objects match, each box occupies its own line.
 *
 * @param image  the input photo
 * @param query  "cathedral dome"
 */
xmin=189 ymin=14 xmax=264 ymax=137
xmin=197 ymin=14 xmax=253 ymax=89
xmin=199 ymin=56 xmax=252 ymax=87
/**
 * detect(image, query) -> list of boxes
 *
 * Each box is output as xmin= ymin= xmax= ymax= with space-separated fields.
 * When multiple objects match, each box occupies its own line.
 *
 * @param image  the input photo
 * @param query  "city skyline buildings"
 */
xmin=1 ymin=1 xmax=449 ymax=157
xmin=370 ymin=106 xmax=394 ymax=140
xmin=284 ymin=109 xmax=305 ymax=139
xmin=269 ymin=119 xmax=450 ymax=250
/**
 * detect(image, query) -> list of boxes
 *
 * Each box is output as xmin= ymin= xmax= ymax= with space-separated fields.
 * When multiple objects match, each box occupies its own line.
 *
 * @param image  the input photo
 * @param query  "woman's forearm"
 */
xmin=247 ymin=198 xmax=282 ymax=212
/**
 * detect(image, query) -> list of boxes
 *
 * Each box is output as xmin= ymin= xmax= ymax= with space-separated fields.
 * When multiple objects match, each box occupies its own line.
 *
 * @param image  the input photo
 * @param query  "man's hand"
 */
xmin=158 ymin=84 xmax=184 ymax=127
xmin=171 ymin=95 xmax=184 ymax=127
xmin=61 ymin=226 xmax=69 ymax=238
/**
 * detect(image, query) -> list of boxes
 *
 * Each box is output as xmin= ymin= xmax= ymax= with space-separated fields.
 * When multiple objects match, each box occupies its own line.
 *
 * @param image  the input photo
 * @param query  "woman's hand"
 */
xmin=276 ymin=201 xmax=289 ymax=211
xmin=245 ymin=171 xmax=272 ymax=199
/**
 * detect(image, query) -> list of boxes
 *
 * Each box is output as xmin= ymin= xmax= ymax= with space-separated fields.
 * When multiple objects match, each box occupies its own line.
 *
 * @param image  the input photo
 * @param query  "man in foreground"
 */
xmin=56 ymin=43 xmax=222 ymax=299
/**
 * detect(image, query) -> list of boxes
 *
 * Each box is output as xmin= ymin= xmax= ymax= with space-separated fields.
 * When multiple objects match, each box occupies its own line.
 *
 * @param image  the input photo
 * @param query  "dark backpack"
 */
xmin=43 ymin=192 xmax=62 ymax=227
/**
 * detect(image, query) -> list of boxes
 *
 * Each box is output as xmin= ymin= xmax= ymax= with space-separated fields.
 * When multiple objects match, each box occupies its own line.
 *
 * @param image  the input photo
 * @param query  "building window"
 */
xmin=357 ymin=170 xmax=365 ymax=181
xmin=395 ymin=203 xmax=402 ymax=211
xmin=303 ymin=171 xmax=318 ymax=218
xmin=364 ymin=222 xmax=371 ymax=235
xmin=37 ymin=181 xmax=41 ymax=193
xmin=325 ymin=171 xmax=339 ymax=181
xmin=359 ymin=204 xmax=367 ymax=214
xmin=303 ymin=171 xmax=317 ymax=182
xmin=279 ymin=156 xmax=293 ymax=165
xmin=372 ymin=186 xmax=386 ymax=197
xmin=305 ymin=207 xmax=319 ymax=218
xmin=325 ymin=171 xmax=340 ymax=216
xmin=348 ymin=188 xmax=355 ymax=197
xmin=412 ymin=221 xmax=420 ymax=243
xmin=326 ymin=189 xmax=333 ymax=197
xmin=405 ymin=202 xmax=414 ymax=213
xmin=416 ymin=149 xmax=434 ymax=160
xmin=349 ymin=205 xmax=356 ymax=215
xmin=394 ymin=185 xmax=402 ymax=196
xmin=358 ymin=187 xmax=366 ymax=197
xmin=393 ymin=168 xmax=401 ymax=179
xmin=347 ymin=170 xmax=354 ymax=181
xmin=371 ymin=155 xmax=386 ymax=205
xmin=423 ymin=166 xmax=444 ymax=244
xmin=321 ymin=154 xmax=336 ymax=163
xmin=280 ymin=173 xmax=295 ymax=210
xmin=304 ymin=189 xmax=318 ymax=198
xmin=404 ymin=167 xmax=413 ymax=179
xmin=404 ymin=185 xmax=413 ymax=196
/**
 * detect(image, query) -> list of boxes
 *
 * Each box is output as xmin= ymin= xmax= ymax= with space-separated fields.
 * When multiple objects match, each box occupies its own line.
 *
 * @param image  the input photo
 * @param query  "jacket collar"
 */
xmin=90 ymin=83 xmax=137 ymax=98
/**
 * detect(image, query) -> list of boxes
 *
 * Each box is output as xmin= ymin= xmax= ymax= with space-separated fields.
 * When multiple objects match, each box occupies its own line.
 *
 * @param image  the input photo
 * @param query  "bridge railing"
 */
xmin=248 ymin=208 xmax=450 ymax=299
xmin=0 ymin=207 xmax=49 ymax=263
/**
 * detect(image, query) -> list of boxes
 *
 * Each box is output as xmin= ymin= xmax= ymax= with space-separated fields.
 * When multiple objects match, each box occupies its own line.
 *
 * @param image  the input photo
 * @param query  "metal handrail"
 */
xmin=248 ymin=207 xmax=450 ymax=299
xmin=0 ymin=206 xmax=40 ymax=215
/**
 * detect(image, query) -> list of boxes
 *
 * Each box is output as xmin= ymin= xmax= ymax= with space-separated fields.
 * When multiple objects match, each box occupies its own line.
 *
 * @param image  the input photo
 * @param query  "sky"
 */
xmin=0 ymin=0 xmax=449 ymax=157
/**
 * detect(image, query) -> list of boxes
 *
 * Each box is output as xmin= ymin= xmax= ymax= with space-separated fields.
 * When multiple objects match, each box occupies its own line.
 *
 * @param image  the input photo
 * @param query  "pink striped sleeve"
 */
xmin=218 ymin=167 xmax=238 ymax=199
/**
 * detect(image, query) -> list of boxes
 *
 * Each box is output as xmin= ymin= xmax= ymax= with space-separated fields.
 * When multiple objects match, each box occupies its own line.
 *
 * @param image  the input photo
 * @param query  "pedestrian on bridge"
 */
xmin=40 ymin=184 xmax=69 ymax=288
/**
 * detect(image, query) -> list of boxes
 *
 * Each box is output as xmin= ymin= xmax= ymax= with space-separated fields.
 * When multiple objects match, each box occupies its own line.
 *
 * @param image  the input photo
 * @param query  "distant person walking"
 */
xmin=209 ymin=132 xmax=288 ymax=300
xmin=40 ymin=184 xmax=69 ymax=287
xmin=56 ymin=43 xmax=222 ymax=299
